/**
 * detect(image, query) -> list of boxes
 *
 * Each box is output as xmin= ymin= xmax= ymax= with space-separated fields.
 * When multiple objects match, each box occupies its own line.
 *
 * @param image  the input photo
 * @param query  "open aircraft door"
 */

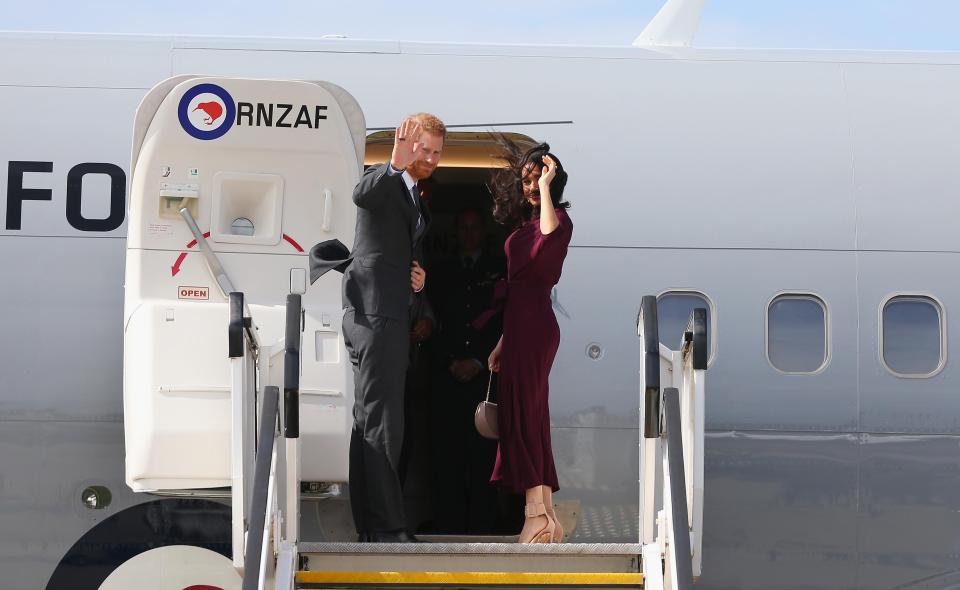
xmin=123 ymin=76 xmax=363 ymax=492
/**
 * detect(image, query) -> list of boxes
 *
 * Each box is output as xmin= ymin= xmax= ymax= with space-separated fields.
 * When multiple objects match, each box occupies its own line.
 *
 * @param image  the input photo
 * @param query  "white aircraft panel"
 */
xmin=669 ymin=46 xmax=960 ymax=66
xmin=844 ymin=63 xmax=960 ymax=252
xmin=0 ymin=421 xmax=140 ymax=590
xmin=550 ymin=246 xmax=859 ymax=432
xmin=0 ymin=235 xmax=124 ymax=421
xmin=171 ymin=48 xmax=856 ymax=250
xmin=0 ymin=34 xmax=171 ymax=88
xmin=173 ymin=35 xmax=399 ymax=54
xmin=0 ymin=86 xmax=142 ymax=237
xmin=168 ymin=49 xmax=565 ymax=131
xmin=565 ymin=58 xmax=856 ymax=250
xmin=857 ymin=251 xmax=960 ymax=434
xmin=398 ymin=41 xmax=652 ymax=59
xmin=702 ymin=431 xmax=860 ymax=589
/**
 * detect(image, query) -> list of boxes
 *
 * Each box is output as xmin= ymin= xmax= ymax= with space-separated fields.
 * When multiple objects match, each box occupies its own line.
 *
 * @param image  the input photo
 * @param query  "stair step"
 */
xmin=415 ymin=534 xmax=519 ymax=544
xmin=297 ymin=542 xmax=644 ymax=587
xmin=299 ymin=542 xmax=643 ymax=555
xmin=295 ymin=570 xmax=644 ymax=588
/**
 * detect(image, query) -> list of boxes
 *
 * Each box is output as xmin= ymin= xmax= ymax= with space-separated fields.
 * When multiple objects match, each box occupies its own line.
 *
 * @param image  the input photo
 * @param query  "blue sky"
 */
xmin=3 ymin=0 xmax=960 ymax=51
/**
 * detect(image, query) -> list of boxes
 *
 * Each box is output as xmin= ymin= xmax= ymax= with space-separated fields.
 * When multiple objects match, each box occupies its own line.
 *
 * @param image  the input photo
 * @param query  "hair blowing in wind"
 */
xmin=489 ymin=135 xmax=570 ymax=230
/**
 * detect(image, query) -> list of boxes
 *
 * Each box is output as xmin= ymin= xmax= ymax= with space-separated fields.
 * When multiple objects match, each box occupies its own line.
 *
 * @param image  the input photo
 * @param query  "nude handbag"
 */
xmin=474 ymin=372 xmax=499 ymax=440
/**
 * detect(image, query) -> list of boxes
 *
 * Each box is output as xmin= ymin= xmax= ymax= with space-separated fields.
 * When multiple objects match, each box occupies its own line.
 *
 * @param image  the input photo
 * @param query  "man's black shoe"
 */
xmin=357 ymin=532 xmax=371 ymax=542
xmin=368 ymin=530 xmax=417 ymax=543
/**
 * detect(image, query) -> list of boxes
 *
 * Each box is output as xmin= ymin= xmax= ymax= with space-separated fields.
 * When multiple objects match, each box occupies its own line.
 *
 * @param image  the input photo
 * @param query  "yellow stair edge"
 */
xmin=296 ymin=571 xmax=643 ymax=586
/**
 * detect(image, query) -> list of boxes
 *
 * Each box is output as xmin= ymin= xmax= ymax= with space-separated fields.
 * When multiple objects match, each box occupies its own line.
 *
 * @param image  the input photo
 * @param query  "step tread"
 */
xmin=416 ymin=534 xmax=519 ymax=543
xmin=299 ymin=541 xmax=644 ymax=555
xmin=295 ymin=570 xmax=644 ymax=587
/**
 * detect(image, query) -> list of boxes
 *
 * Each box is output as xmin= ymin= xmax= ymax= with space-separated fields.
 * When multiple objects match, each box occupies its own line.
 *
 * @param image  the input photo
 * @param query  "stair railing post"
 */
xmin=661 ymin=387 xmax=695 ymax=590
xmin=680 ymin=308 xmax=707 ymax=577
xmin=242 ymin=386 xmax=280 ymax=590
xmin=229 ymin=291 xmax=259 ymax=573
xmin=282 ymin=294 xmax=302 ymax=546
xmin=638 ymin=295 xmax=661 ymax=545
xmin=639 ymin=298 xmax=707 ymax=588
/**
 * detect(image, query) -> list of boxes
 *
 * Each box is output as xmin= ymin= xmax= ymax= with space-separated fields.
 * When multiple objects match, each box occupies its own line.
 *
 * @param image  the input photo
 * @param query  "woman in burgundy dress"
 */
xmin=487 ymin=141 xmax=572 ymax=543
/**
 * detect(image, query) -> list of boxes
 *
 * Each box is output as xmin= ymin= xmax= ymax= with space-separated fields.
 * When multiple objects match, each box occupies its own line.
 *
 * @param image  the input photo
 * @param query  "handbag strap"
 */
xmin=486 ymin=371 xmax=494 ymax=403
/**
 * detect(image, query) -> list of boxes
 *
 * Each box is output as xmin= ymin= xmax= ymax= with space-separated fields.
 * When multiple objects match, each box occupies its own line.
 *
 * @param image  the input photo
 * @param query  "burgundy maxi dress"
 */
xmin=490 ymin=208 xmax=573 ymax=493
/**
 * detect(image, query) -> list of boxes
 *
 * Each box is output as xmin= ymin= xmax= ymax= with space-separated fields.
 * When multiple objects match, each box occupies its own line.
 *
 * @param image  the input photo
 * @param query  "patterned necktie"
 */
xmin=411 ymin=183 xmax=423 ymax=231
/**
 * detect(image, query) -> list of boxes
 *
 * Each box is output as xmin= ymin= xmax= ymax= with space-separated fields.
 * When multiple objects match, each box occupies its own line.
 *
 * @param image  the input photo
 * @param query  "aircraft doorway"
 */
xmin=364 ymin=131 xmax=539 ymax=538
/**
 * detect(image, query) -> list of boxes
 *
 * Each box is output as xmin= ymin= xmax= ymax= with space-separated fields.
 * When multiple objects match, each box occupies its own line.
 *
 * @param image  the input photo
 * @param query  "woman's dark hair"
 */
xmin=490 ymin=136 xmax=570 ymax=229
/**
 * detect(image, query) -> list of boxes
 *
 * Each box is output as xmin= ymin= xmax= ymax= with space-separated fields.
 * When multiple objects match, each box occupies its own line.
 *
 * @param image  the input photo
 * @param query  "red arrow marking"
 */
xmin=171 ymin=232 xmax=301 ymax=276
xmin=171 ymin=252 xmax=188 ymax=276
xmin=283 ymin=233 xmax=304 ymax=252
xmin=186 ymin=231 xmax=211 ymax=249
xmin=171 ymin=232 xmax=211 ymax=276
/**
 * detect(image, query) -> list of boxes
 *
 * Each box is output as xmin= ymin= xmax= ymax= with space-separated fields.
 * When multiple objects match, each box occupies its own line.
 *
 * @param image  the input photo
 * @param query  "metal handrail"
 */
xmin=638 ymin=295 xmax=662 ymax=548
xmin=180 ymin=206 xmax=237 ymax=298
xmin=682 ymin=308 xmax=707 ymax=578
xmin=662 ymin=387 xmax=695 ymax=590
xmin=237 ymin=294 xmax=303 ymax=590
xmin=284 ymin=294 xmax=301 ymax=439
xmin=229 ymin=290 xmax=259 ymax=573
xmin=229 ymin=292 xmax=245 ymax=359
xmin=638 ymin=298 xmax=706 ymax=589
xmin=683 ymin=308 xmax=707 ymax=370
xmin=228 ymin=292 xmax=260 ymax=358
xmin=638 ymin=295 xmax=661 ymax=439
xmin=242 ymin=385 xmax=279 ymax=590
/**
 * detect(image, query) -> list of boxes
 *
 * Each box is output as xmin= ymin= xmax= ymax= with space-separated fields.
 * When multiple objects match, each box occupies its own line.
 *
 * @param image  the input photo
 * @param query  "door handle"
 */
xmin=321 ymin=189 xmax=333 ymax=232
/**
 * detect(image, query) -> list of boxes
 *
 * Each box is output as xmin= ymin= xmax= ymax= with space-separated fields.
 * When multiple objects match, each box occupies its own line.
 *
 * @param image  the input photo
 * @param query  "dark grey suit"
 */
xmin=334 ymin=163 xmax=429 ymax=535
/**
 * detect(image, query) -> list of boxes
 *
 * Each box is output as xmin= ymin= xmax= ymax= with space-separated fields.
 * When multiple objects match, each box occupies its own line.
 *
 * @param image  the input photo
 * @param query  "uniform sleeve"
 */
xmin=530 ymin=208 xmax=573 ymax=260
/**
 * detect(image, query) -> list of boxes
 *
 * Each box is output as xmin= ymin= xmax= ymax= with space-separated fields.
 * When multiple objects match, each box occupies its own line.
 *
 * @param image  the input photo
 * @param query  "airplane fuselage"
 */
xmin=3 ymin=31 xmax=960 ymax=590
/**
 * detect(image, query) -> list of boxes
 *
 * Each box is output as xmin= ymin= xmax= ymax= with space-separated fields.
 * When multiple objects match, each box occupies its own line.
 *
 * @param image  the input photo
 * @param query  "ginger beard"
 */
xmin=406 ymin=131 xmax=444 ymax=180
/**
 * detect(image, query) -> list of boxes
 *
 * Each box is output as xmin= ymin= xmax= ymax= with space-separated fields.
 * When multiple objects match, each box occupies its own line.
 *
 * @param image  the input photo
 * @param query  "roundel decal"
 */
xmin=178 ymin=83 xmax=236 ymax=140
xmin=46 ymin=498 xmax=233 ymax=590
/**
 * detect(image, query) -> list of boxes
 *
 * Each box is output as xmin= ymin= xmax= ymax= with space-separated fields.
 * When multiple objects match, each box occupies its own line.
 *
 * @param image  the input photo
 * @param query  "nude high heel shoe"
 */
xmin=551 ymin=513 xmax=565 ymax=543
xmin=520 ymin=502 xmax=556 ymax=544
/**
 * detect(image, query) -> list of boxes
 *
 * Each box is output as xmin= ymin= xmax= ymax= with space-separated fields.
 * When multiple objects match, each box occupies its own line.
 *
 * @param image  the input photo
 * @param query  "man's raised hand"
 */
xmin=390 ymin=118 xmax=422 ymax=171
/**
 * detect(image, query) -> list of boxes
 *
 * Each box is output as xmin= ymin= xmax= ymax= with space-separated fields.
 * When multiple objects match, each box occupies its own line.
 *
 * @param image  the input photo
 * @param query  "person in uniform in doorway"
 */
xmin=486 ymin=141 xmax=572 ymax=544
xmin=429 ymin=208 xmax=507 ymax=534
xmin=319 ymin=113 xmax=446 ymax=543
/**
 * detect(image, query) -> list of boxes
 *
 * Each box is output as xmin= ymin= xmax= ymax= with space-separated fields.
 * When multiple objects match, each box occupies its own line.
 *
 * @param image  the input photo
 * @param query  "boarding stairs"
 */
xmin=212 ymin=212 xmax=707 ymax=590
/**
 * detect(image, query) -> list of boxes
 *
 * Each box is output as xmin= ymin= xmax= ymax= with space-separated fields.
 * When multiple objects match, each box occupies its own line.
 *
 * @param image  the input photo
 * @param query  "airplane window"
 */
xmin=767 ymin=295 xmax=828 ymax=374
xmin=657 ymin=291 xmax=713 ymax=361
xmin=882 ymin=296 xmax=944 ymax=377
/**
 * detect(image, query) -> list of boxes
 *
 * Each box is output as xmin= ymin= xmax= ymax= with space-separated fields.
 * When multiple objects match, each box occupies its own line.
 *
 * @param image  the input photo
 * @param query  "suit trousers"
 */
xmin=342 ymin=309 xmax=410 ymax=533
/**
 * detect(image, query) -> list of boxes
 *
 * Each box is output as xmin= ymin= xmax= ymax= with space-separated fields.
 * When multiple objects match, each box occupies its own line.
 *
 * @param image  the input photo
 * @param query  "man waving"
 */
xmin=341 ymin=113 xmax=445 ymax=542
